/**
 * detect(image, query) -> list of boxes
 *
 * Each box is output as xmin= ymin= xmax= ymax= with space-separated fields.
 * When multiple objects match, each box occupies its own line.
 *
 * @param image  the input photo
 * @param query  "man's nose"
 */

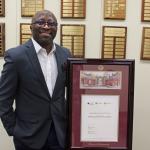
xmin=43 ymin=23 xmax=50 ymax=28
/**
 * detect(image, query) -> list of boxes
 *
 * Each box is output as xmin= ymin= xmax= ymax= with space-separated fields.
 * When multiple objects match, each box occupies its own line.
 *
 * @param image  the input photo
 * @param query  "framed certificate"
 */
xmin=67 ymin=58 xmax=135 ymax=150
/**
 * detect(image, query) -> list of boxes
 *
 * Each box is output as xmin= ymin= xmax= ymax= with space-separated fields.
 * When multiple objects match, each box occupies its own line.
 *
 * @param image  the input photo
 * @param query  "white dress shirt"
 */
xmin=31 ymin=38 xmax=58 ymax=97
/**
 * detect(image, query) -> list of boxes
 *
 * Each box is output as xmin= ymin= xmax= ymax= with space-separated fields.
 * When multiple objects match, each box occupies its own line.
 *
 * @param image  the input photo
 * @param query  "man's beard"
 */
xmin=37 ymin=36 xmax=53 ymax=47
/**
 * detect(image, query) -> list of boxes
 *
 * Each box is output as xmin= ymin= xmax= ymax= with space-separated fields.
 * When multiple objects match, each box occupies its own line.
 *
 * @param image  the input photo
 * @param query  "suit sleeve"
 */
xmin=66 ymin=48 xmax=72 ymax=58
xmin=0 ymin=51 xmax=18 ymax=136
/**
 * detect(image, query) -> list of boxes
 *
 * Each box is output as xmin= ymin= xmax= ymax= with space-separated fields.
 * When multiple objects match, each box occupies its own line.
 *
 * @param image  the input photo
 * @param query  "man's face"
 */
xmin=30 ymin=13 xmax=57 ymax=46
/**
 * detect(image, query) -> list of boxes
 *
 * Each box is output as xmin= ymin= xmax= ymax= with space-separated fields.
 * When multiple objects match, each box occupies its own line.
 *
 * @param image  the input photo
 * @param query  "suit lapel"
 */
xmin=24 ymin=39 xmax=51 ymax=99
xmin=52 ymin=45 xmax=64 ymax=98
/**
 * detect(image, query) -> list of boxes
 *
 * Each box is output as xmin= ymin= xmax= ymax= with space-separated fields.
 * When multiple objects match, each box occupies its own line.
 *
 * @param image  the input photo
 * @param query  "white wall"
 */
xmin=0 ymin=0 xmax=150 ymax=150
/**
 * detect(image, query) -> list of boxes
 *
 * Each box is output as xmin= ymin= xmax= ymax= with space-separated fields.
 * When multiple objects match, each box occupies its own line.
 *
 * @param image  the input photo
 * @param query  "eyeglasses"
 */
xmin=32 ymin=20 xmax=58 ymax=27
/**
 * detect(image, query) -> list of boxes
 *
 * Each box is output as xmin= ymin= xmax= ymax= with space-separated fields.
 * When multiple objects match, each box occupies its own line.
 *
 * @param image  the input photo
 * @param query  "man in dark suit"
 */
xmin=0 ymin=10 xmax=71 ymax=150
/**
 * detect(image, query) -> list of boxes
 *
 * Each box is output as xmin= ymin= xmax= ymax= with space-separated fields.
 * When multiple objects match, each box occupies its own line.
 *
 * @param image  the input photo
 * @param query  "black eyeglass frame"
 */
xmin=32 ymin=20 xmax=58 ymax=27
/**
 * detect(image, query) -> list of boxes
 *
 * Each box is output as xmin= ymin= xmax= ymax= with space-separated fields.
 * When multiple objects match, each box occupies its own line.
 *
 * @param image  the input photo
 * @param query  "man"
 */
xmin=0 ymin=10 xmax=71 ymax=150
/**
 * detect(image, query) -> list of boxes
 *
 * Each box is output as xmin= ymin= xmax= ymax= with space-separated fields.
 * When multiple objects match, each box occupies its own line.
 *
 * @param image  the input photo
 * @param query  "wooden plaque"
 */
xmin=141 ymin=27 xmax=150 ymax=60
xmin=61 ymin=0 xmax=86 ymax=18
xmin=104 ymin=0 xmax=126 ymax=20
xmin=0 ymin=23 xmax=5 ymax=57
xmin=61 ymin=24 xmax=85 ymax=58
xmin=21 ymin=0 xmax=44 ymax=17
xmin=102 ymin=26 xmax=127 ymax=59
xmin=0 ymin=0 xmax=5 ymax=16
xmin=141 ymin=0 xmax=150 ymax=21
xmin=20 ymin=23 xmax=31 ymax=44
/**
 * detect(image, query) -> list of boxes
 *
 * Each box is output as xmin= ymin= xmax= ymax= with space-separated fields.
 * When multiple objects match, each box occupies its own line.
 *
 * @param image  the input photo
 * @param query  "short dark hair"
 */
xmin=31 ymin=10 xmax=57 ymax=24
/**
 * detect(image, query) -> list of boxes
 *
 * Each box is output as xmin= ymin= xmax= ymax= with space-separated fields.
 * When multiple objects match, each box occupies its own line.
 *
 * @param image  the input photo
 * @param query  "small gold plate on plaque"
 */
xmin=61 ymin=0 xmax=86 ymax=18
xmin=20 ymin=23 xmax=31 ymax=44
xmin=102 ymin=26 xmax=127 ymax=59
xmin=61 ymin=24 xmax=85 ymax=57
xmin=0 ymin=23 xmax=5 ymax=57
xmin=141 ymin=27 xmax=150 ymax=60
xmin=104 ymin=0 xmax=126 ymax=20
xmin=0 ymin=0 xmax=5 ymax=16
xmin=21 ymin=0 xmax=44 ymax=17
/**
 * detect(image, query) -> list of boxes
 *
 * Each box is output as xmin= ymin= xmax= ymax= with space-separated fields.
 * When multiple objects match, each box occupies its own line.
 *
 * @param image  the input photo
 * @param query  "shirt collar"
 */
xmin=31 ymin=37 xmax=56 ymax=54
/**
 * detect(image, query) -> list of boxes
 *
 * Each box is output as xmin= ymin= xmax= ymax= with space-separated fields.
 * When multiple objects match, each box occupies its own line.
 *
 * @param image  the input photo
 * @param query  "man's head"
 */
xmin=30 ymin=10 xmax=58 ymax=48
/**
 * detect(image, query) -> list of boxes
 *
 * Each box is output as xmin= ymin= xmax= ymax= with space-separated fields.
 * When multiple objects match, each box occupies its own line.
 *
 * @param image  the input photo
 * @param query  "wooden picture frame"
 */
xmin=67 ymin=58 xmax=135 ymax=150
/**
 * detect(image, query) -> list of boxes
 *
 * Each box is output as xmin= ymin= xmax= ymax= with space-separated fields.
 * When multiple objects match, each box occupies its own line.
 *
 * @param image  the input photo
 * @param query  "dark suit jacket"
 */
xmin=0 ymin=39 xmax=71 ymax=149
